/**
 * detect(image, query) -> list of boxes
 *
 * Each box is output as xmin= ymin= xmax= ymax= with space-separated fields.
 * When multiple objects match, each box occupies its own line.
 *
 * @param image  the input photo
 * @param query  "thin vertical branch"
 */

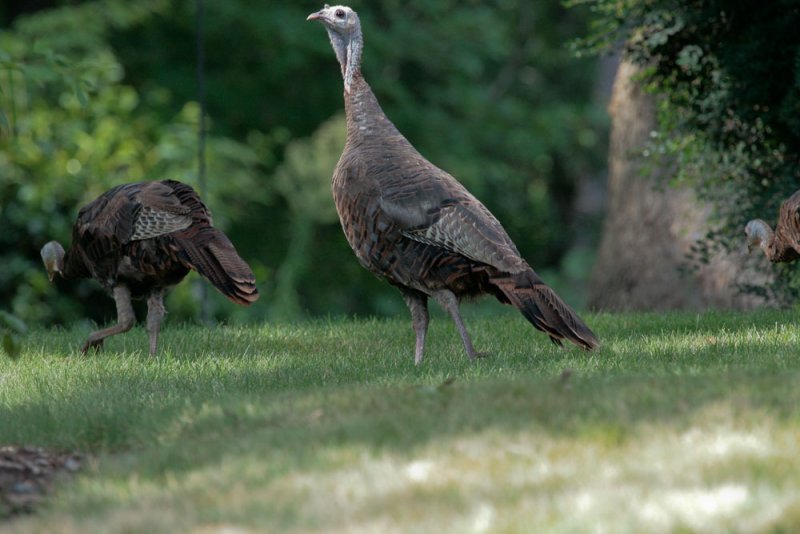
xmin=196 ymin=0 xmax=210 ymax=323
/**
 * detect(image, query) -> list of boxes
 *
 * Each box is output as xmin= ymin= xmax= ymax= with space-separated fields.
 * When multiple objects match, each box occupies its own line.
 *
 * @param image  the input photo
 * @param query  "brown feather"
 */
xmin=766 ymin=191 xmax=800 ymax=262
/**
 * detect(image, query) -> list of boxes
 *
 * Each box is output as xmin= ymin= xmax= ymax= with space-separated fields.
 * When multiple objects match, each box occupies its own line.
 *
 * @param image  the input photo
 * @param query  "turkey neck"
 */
xmin=343 ymin=75 xmax=408 ymax=147
xmin=329 ymin=19 xmax=409 ymax=146
xmin=62 ymin=246 xmax=91 ymax=280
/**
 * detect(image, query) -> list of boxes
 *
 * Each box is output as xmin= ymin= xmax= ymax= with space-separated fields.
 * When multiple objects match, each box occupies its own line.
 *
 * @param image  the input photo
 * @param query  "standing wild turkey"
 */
xmin=745 ymin=190 xmax=800 ymax=263
xmin=308 ymin=5 xmax=599 ymax=363
xmin=41 ymin=180 xmax=259 ymax=355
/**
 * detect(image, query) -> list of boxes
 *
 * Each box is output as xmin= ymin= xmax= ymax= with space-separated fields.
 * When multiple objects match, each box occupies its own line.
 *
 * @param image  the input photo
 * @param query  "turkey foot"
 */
xmin=81 ymin=338 xmax=104 ymax=354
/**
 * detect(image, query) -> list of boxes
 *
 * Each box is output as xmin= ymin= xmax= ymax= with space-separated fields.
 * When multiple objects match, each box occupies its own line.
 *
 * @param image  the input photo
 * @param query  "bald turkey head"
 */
xmin=40 ymin=241 xmax=65 ymax=282
xmin=308 ymin=4 xmax=362 ymax=93
xmin=744 ymin=219 xmax=773 ymax=255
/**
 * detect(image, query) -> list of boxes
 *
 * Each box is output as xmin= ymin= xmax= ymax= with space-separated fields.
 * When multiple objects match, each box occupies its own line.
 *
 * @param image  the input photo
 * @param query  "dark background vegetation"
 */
xmin=0 ymin=0 xmax=607 ymax=326
xmin=3 ymin=0 xmax=798 ymax=330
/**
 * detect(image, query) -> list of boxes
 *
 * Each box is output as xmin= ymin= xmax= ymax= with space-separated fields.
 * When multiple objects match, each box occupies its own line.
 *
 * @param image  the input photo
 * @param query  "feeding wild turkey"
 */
xmin=41 ymin=180 xmax=259 ymax=355
xmin=745 ymin=190 xmax=800 ymax=263
xmin=308 ymin=5 xmax=599 ymax=364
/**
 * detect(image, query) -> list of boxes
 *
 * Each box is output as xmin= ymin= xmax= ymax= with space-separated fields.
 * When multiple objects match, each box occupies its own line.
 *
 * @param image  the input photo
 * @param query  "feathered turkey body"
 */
xmin=309 ymin=5 xmax=599 ymax=364
xmin=41 ymin=180 xmax=259 ymax=355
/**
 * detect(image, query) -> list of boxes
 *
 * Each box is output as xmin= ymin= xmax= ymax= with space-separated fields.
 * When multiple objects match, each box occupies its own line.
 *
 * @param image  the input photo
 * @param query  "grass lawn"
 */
xmin=1 ymin=307 xmax=799 ymax=532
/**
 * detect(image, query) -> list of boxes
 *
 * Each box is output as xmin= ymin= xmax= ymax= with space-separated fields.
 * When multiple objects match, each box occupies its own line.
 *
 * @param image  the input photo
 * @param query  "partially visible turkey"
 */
xmin=41 ymin=180 xmax=259 ymax=355
xmin=745 ymin=190 xmax=800 ymax=264
xmin=308 ymin=5 xmax=599 ymax=364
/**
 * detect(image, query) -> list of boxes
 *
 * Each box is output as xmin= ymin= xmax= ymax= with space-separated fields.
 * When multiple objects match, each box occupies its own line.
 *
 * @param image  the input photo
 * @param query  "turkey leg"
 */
xmin=81 ymin=286 xmax=135 ymax=353
xmin=400 ymin=288 xmax=429 ymax=365
xmin=146 ymin=289 xmax=166 ymax=356
xmin=432 ymin=289 xmax=483 ymax=360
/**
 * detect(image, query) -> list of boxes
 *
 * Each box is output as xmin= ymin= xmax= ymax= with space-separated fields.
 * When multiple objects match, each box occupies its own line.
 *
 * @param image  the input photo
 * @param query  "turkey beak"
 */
xmin=307 ymin=10 xmax=324 ymax=22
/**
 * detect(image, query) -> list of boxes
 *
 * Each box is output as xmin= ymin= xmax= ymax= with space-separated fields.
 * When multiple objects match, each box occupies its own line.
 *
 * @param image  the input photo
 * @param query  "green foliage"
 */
xmin=572 ymin=0 xmax=800 ymax=301
xmin=0 ymin=0 xmax=165 ymax=130
xmin=274 ymin=113 xmax=343 ymax=225
xmin=2 ymin=311 xmax=800 ymax=529
xmin=270 ymin=114 xmax=345 ymax=320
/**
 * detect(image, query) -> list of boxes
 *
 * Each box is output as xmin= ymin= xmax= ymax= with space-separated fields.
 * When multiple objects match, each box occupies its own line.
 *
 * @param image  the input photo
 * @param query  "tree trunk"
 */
xmin=588 ymin=60 xmax=768 ymax=311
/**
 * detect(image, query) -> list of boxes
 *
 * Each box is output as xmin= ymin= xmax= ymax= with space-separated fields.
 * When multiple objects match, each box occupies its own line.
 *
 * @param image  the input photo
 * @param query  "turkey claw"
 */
xmin=81 ymin=338 xmax=104 ymax=354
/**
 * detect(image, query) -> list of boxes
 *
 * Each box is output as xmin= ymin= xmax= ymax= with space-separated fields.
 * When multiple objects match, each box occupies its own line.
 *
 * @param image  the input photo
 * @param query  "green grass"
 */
xmin=2 ymin=308 xmax=800 ymax=532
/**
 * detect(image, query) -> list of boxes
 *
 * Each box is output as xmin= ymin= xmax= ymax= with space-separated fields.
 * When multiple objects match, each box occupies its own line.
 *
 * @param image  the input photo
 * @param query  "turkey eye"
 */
xmin=335 ymin=9 xmax=345 ymax=18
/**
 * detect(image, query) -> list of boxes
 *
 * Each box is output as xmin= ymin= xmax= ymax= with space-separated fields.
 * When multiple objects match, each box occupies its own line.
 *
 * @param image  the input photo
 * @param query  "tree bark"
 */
xmin=588 ymin=60 xmax=768 ymax=311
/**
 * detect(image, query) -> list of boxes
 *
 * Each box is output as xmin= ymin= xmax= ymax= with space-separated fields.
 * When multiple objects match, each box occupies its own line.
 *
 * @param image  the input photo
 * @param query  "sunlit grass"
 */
xmin=1 ymin=308 xmax=800 ymax=532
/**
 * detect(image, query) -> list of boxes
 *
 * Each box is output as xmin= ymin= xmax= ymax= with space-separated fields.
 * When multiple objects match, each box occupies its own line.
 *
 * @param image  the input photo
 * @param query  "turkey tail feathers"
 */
xmin=493 ymin=271 xmax=599 ymax=351
xmin=176 ymin=228 xmax=259 ymax=306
